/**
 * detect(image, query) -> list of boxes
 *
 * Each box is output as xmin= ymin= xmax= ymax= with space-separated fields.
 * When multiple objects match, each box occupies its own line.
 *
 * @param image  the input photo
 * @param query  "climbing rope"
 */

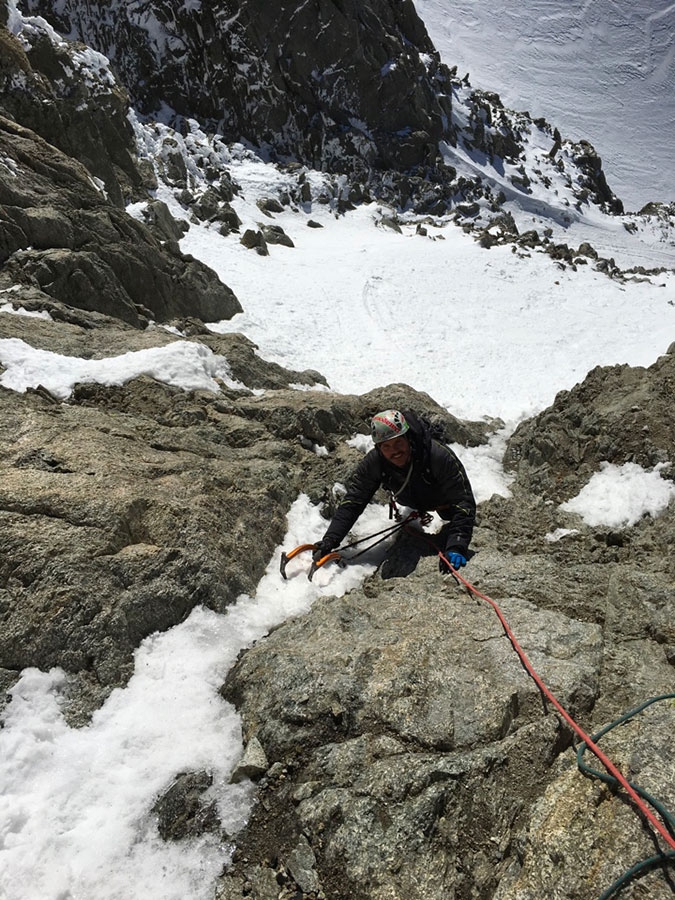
xmin=427 ymin=540 xmax=675 ymax=854
xmin=334 ymin=512 xmax=417 ymax=557
xmin=407 ymin=527 xmax=675 ymax=896
xmin=577 ymin=694 xmax=675 ymax=840
xmin=577 ymin=695 xmax=675 ymax=898
xmin=282 ymin=514 xmax=674 ymax=892
xmin=596 ymin=851 xmax=675 ymax=899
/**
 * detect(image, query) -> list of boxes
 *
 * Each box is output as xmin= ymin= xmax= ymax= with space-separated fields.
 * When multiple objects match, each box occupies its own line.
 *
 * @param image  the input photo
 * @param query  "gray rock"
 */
xmin=214 ymin=874 xmax=248 ymax=900
xmin=240 ymin=229 xmax=269 ymax=256
xmin=256 ymin=197 xmax=285 ymax=216
xmin=285 ymin=834 xmax=321 ymax=894
xmin=0 ymin=119 xmax=242 ymax=325
xmin=0 ymin=369 xmax=306 ymax=716
xmin=505 ymin=346 xmax=675 ymax=501
xmin=218 ymin=564 xmax=606 ymax=897
xmin=0 ymin=21 xmax=148 ymax=206
xmin=0 ymin=30 xmax=242 ymax=327
xmin=5 ymin=247 xmax=145 ymax=327
xmin=260 ymin=224 xmax=295 ymax=248
xmin=213 ymin=203 xmax=242 ymax=233
xmin=495 ymin=699 xmax=675 ymax=900
xmin=378 ymin=215 xmax=402 ymax=234
xmin=231 ymin=737 xmax=269 ymax=784
xmin=152 ymin=771 xmax=220 ymax=841
xmin=142 ymin=200 xmax=189 ymax=241
xmin=242 ymin=865 xmax=280 ymax=900
xmin=222 ymin=572 xmax=602 ymax=753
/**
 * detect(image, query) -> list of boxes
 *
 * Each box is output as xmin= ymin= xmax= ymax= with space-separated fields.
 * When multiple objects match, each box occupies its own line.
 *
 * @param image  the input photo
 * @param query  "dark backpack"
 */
xmin=401 ymin=409 xmax=447 ymax=474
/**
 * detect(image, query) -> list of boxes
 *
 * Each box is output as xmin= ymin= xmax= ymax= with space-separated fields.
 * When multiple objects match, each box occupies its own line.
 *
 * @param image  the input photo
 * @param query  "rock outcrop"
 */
xmin=23 ymin=0 xmax=453 ymax=179
xmin=0 ymin=11 xmax=146 ymax=205
xmin=504 ymin=347 xmax=675 ymax=501
xmin=19 ymin=0 xmax=625 ymax=219
xmin=0 ymin=14 xmax=241 ymax=326
xmin=216 ymin=349 xmax=675 ymax=898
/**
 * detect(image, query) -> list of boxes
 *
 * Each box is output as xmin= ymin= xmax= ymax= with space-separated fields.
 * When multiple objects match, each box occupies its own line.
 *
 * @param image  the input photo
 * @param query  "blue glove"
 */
xmin=439 ymin=551 xmax=467 ymax=574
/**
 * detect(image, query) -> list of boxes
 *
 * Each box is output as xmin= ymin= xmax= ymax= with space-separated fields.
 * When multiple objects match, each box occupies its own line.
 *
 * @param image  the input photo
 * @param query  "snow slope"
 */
xmin=414 ymin=0 xmax=675 ymax=212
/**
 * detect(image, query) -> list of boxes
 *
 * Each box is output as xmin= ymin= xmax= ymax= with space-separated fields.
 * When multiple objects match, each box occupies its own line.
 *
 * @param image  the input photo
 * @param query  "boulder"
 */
xmin=0 ymin=116 xmax=242 ymax=324
xmin=504 ymin=347 xmax=675 ymax=501
xmin=218 ymin=566 xmax=605 ymax=899
xmin=240 ymin=229 xmax=269 ymax=256
xmin=142 ymin=200 xmax=189 ymax=241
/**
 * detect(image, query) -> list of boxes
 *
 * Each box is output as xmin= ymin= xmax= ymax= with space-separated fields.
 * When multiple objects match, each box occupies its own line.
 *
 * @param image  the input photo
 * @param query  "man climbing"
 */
xmin=313 ymin=409 xmax=476 ymax=574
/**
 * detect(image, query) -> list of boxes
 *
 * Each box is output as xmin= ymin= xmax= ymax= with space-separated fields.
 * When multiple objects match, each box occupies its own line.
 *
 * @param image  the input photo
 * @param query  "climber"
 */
xmin=313 ymin=409 xmax=476 ymax=573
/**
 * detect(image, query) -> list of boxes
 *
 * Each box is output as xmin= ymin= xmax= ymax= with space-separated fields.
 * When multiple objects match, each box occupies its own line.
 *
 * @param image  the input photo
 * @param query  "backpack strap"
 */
xmin=401 ymin=408 xmax=433 ymax=473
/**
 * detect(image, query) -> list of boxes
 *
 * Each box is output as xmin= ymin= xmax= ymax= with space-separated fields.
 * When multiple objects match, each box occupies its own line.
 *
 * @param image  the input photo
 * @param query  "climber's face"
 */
xmin=379 ymin=435 xmax=411 ymax=468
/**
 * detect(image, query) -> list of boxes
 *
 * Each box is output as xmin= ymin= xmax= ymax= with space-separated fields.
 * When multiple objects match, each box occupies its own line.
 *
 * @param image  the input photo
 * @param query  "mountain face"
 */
xmin=2 ymin=0 xmax=634 ymax=334
xmin=1 ymin=2 xmax=675 ymax=899
xmin=20 ymin=0 xmax=625 ymax=218
xmin=23 ymin=0 xmax=453 ymax=178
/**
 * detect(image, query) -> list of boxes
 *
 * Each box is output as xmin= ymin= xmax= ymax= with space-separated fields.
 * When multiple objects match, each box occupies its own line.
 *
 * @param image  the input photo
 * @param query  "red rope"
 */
xmin=433 ymin=545 xmax=675 ymax=852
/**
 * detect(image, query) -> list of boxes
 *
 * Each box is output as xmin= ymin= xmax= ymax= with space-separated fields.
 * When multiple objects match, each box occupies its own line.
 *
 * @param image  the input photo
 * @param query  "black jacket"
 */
xmin=323 ymin=414 xmax=476 ymax=555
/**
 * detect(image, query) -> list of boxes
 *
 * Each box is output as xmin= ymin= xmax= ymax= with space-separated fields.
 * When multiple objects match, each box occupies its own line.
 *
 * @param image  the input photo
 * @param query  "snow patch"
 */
xmin=560 ymin=462 xmax=675 ymax=528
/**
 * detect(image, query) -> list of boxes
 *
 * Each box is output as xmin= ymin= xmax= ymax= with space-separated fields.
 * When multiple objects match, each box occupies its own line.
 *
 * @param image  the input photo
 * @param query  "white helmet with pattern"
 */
xmin=370 ymin=409 xmax=409 ymax=444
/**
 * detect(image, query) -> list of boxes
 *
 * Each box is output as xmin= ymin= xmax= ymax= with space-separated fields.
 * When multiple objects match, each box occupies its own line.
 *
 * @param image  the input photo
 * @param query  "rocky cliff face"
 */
xmin=215 ymin=347 xmax=675 ymax=899
xmin=0 ymin=8 xmax=241 ymax=325
xmin=0 ymin=9 xmax=146 ymax=205
xmin=4 ymin=289 xmax=672 ymax=897
xmin=1 ymin=2 xmax=674 ymax=899
xmin=21 ymin=0 xmax=625 ymax=217
xmin=22 ymin=0 xmax=452 ymax=178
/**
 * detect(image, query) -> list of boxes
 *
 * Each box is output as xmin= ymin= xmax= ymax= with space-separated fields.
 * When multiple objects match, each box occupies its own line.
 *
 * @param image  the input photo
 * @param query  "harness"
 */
xmin=385 ymin=454 xmax=440 ymax=526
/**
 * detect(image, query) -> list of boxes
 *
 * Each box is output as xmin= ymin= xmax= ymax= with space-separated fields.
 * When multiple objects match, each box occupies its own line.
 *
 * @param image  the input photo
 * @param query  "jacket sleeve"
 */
xmin=322 ymin=450 xmax=382 ymax=548
xmin=430 ymin=442 xmax=476 ymax=554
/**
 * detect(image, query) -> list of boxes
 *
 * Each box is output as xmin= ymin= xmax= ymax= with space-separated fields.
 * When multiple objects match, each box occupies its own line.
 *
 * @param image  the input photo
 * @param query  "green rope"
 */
xmin=596 ymin=852 xmax=675 ymax=900
xmin=576 ymin=694 xmax=675 ymax=898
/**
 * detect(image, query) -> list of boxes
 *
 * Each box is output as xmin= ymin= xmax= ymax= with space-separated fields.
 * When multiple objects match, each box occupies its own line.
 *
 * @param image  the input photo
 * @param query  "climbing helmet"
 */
xmin=370 ymin=409 xmax=409 ymax=444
